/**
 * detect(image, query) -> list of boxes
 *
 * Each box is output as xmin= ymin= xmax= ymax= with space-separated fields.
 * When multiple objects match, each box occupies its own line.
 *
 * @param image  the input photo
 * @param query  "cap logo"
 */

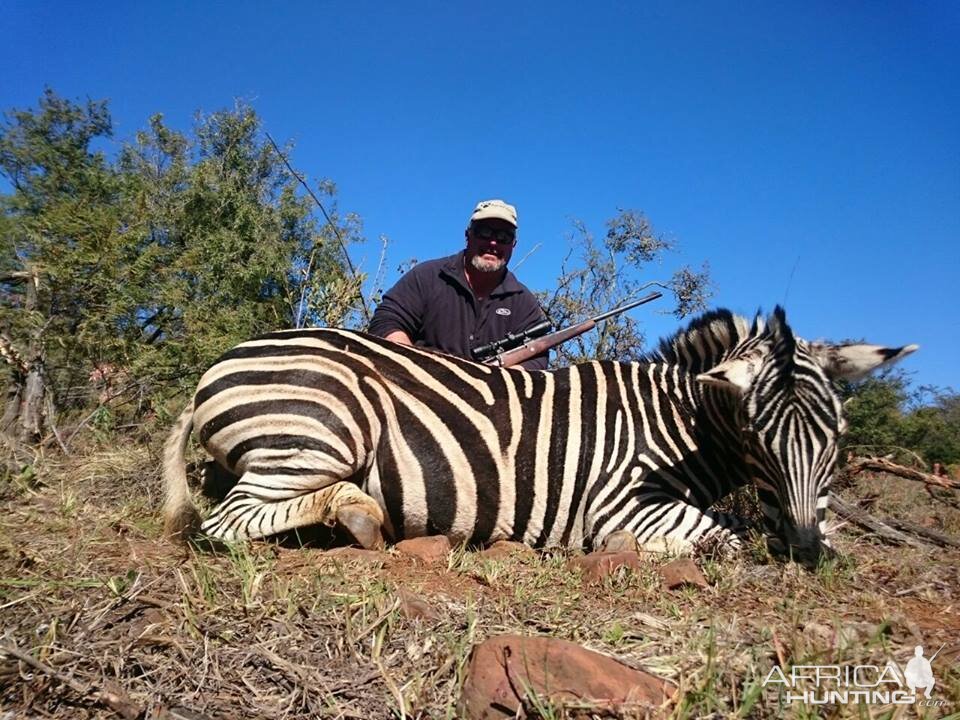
xmin=470 ymin=198 xmax=518 ymax=228
xmin=496 ymin=308 xmax=511 ymax=316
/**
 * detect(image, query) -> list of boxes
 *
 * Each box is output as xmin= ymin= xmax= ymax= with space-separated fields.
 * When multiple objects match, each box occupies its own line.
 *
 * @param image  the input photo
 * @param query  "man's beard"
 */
xmin=470 ymin=253 xmax=507 ymax=273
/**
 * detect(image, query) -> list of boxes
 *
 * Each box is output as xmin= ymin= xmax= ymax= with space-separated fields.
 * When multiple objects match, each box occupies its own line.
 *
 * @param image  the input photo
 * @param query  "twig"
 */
xmin=294 ymin=245 xmax=319 ymax=329
xmin=42 ymin=394 xmax=69 ymax=454
xmin=265 ymin=132 xmax=370 ymax=324
xmin=0 ymin=591 xmax=41 ymax=611
xmin=894 ymin=583 xmax=933 ymax=598
xmin=0 ymin=641 xmax=141 ymax=719
xmin=771 ymin=630 xmax=789 ymax=668
xmin=354 ymin=597 xmax=401 ymax=643
xmin=363 ymin=234 xmax=390 ymax=318
xmin=512 ymin=241 xmax=542 ymax=271
xmin=375 ymin=655 xmax=407 ymax=719
xmin=60 ymin=377 xmax=145 ymax=451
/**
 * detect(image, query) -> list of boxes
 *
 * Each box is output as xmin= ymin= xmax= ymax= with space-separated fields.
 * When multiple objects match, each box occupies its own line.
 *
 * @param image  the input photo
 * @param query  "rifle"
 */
xmin=472 ymin=290 xmax=663 ymax=367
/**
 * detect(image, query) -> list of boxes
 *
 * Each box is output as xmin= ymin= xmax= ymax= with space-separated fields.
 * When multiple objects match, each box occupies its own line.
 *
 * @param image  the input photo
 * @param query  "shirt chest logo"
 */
xmin=495 ymin=308 xmax=511 ymax=316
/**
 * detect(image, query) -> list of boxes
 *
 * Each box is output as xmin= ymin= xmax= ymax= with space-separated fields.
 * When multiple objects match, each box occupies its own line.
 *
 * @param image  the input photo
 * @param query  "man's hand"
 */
xmin=383 ymin=330 xmax=413 ymax=346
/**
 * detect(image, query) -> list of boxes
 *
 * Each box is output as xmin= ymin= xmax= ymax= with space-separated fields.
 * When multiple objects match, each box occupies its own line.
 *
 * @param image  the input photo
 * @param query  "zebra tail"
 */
xmin=162 ymin=403 xmax=201 ymax=542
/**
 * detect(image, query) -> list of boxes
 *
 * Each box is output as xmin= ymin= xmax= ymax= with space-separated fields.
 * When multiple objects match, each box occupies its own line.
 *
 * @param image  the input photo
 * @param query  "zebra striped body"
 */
xmin=163 ymin=308 xmax=915 ymax=561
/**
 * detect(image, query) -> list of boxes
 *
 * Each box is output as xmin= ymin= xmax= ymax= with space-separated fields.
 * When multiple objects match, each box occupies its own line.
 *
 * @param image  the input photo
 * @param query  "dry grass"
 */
xmin=1 ymin=446 xmax=958 ymax=719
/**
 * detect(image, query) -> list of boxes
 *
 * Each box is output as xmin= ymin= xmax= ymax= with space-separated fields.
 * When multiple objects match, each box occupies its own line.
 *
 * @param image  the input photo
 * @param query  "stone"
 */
xmin=477 ymin=540 xmax=535 ymax=560
xmin=394 ymin=535 xmax=452 ymax=564
xmin=568 ymin=551 xmax=645 ymax=584
xmin=658 ymin=558 xmax=709 ymax=590
xmin=459 ymin=634 xmax=674 ymax=719
xmin=601 ymin=530 xmax=639 ymax=553
xmin=397 ymin=589 xmax=439 ymax=621
xmin=802 ymin=621 xmax=834 ymax=647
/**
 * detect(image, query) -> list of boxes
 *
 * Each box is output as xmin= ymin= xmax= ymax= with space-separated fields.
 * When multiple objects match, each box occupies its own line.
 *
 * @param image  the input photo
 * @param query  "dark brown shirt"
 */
xmin=368 ymin=252 xmax=548 ymax=370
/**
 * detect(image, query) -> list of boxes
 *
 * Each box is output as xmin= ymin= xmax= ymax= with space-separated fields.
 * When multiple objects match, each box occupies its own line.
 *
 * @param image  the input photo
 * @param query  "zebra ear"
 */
xmin=809 ymin=342 xmax=919 ymax=381
xmin=696 ymin=348 xmax=768 ymax=393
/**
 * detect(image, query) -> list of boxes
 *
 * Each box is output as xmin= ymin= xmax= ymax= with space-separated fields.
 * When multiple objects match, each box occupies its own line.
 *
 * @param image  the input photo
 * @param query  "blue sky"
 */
xmin=4 ymin=1 xmax=958 ymax=390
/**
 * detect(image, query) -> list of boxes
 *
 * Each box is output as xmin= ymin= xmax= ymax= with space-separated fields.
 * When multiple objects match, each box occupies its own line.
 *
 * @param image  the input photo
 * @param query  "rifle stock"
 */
xmin=491 ymin=321 xmax=596 ymax=367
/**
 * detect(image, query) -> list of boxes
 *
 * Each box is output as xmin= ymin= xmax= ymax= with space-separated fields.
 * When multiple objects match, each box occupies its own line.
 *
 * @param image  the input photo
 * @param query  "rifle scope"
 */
xmin=471 ymin=319 xmax=553 ymax=361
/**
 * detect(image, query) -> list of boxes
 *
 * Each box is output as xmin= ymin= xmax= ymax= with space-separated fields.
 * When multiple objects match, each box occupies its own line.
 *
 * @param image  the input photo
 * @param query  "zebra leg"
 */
xmin=200 ymin=471 xmax=384 ymax=548
xmin=611 ymin=501 xmax=745 ymax=556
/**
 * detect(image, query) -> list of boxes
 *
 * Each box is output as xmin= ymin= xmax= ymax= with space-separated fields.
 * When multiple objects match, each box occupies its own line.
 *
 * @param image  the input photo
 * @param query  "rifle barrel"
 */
xmin=590 ymin=291 xmax=663 ymax=323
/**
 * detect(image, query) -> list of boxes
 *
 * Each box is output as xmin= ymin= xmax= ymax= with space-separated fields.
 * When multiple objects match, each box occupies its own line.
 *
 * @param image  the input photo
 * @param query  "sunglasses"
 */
xmin=471 ymin=225 xmax=516 ymax=244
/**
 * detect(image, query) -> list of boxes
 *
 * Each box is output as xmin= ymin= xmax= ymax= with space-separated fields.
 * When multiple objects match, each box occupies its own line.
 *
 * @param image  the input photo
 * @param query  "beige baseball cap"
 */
xmin=469 ymin=199 xmax=518 ymax=228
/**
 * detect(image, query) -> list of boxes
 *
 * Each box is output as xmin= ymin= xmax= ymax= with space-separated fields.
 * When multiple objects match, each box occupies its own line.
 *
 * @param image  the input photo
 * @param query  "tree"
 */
xmin=838 ymin=370 xmax=960 ymax=469
xmin=901 ymin=388 xmax=960 ymax=468
xmin=837 ymin=370 xmax=910 ymax=454
xmin=0 ymin=91 xmax=360 ymax=462
xmin=116 ymin=105 xmax=356 ymax=400
xmin=538 ymin=209 xmax=712 ymax=365
xmin=0 ymin=89 xmax=120 ymax=459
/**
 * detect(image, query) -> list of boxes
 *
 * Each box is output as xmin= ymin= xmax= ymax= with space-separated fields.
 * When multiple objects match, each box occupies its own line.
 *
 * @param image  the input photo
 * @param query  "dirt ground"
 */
xmin=1 ymin=446 xmax=958 ymax=719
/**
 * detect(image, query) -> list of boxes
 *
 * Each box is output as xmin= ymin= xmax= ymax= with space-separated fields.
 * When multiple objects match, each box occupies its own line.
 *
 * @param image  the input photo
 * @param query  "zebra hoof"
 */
xmin=336 ymin=505 xmax=385 ymax=550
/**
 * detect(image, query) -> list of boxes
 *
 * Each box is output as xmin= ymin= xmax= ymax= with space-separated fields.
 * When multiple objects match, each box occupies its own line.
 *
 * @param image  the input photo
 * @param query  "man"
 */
xmin=368 ymin=199 xmax=548 ymax=369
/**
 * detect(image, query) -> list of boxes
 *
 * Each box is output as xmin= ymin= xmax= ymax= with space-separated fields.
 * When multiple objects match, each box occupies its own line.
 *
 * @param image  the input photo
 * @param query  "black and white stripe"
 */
xmin=162 ymin=307 xmax=916 ymax=560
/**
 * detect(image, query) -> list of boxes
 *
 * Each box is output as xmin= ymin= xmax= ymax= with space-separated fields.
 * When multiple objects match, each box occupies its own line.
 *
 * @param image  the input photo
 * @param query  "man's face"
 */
xmin=465 ymin=219 xmax=516 ymax=273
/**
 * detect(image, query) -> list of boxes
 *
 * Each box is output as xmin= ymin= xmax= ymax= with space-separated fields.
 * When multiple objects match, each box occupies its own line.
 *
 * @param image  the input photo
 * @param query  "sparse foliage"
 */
xmin=539 ymin=210 xmax=713 ymax=366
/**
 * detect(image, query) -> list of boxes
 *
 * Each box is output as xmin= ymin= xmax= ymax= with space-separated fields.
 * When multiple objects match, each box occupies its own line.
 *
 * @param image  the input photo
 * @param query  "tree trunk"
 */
xmin=0 ymin=269 xmax=50 ymax=466
xmin=0 ymin=356 xmax=47 ymax=466
xmin=1 ymin=377 xmax=23 ymax=442
xmin=19 ymin=356 xmax=47 ymax=443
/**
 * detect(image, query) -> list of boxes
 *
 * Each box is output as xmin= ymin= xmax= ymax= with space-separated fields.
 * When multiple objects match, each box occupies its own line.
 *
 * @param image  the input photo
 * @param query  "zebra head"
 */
xmin=696 ymin=307 xmax=917 ymax=566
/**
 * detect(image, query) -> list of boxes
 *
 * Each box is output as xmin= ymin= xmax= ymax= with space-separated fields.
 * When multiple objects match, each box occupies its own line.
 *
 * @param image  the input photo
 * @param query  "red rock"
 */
xmin=478 ymin=540 xmax=535 ymax=560
xmin=658 ymin=558 xmax=708 ymax=590
xmin=459 ymin=634 xmax=674 ymax=719
xmin=568 ymin=551 xmax=645 ymax=584
xmin=394 ymin=535 xmax=452 ymax=564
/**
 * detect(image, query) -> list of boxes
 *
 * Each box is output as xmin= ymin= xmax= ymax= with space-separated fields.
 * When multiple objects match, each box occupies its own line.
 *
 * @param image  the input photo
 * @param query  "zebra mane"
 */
xmin=644 ymin=307 xmax=780 ymax=373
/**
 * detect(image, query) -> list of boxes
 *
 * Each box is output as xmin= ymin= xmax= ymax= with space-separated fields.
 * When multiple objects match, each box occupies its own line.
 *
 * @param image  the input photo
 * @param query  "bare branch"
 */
xmin=0 ymin=641 xmax=142 ymax=719
xmin=264 ymin=132 xmax=370 ymax=324
xmin=844 ymin=455 xmax=960 ymax=491
xmin=0 ymin=271 xmax=32 ymax=284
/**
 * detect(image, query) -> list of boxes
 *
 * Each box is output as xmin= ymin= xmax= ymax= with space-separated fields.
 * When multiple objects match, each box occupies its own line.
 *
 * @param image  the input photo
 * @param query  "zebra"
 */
xmin=162 ymin=307 xmax=916 ymax=564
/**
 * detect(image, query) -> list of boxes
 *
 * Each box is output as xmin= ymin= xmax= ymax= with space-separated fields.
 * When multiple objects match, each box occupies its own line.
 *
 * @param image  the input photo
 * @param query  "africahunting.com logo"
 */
xmin=763 ymin=644 xmax=949 ymax=707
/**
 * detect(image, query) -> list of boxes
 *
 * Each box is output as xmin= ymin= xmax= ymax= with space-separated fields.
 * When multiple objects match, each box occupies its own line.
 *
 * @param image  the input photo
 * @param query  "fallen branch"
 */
xmin=0 ymin=640 xmax=142 ymax=719
xmin=879 ymin=515 xmax=960 ymax=549
xmin=844 ymin=456 xmax=960 ymax=491
xmin=828 ymin=495 xmax=926 ymax=549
